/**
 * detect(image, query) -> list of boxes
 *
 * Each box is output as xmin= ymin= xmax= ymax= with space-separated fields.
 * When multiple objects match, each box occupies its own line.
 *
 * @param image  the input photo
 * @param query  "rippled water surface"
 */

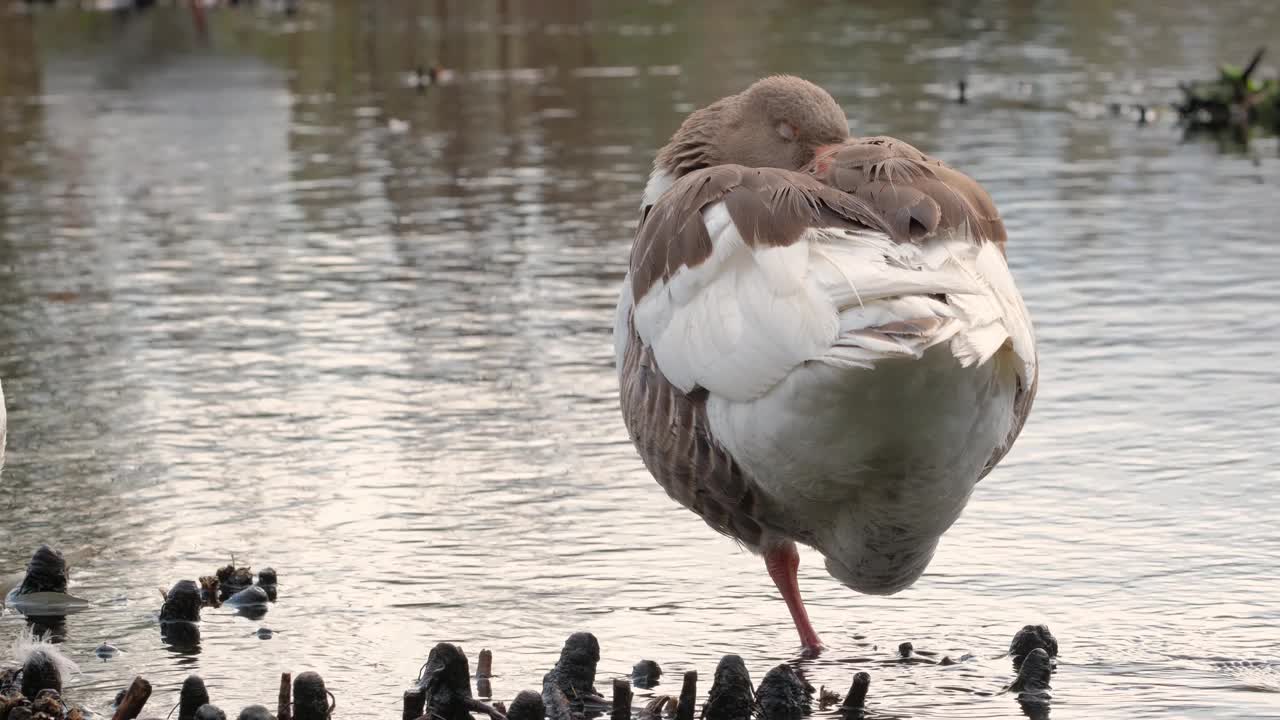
xmin=2 ymin=2 xmax=1279 ymax=718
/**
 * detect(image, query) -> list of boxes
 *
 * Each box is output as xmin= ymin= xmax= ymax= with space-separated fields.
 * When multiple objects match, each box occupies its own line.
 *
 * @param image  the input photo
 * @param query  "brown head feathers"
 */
xmin=654 ymin=76 xmax=850 ymax=178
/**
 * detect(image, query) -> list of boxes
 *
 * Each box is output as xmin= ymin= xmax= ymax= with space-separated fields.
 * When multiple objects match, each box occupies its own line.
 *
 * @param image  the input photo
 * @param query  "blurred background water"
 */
xmin=1 ymin=1 xmax=1278 ymax=718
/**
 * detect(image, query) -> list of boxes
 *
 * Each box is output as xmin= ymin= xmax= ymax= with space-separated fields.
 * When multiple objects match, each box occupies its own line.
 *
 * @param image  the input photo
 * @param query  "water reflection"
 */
xmin=0 ymin=2 xmax=1278 ymax=719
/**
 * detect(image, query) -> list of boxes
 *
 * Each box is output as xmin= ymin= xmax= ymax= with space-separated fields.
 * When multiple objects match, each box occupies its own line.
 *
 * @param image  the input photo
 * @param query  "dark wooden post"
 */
xmin=110 ymin=676 xmax=153 ymax=720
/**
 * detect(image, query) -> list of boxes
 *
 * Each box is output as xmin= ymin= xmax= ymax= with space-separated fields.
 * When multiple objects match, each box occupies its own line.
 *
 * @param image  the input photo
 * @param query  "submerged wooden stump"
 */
xmin=417 ymin=643 xmax=474 ymax=720
xmin=476 ymin=649 xmax=493 ymax=698
xmin=674 ymin=671 xmax=696 ymax=720
xmin=215 ymin=564 xmax=254 ymax=600
xmin=841 ymin=672 xmax=870 ymax=715
xmin=277 ymin=673 xmax=292 ymax=720
xmin=17 ymin=546 xmax=68 ymax=595
xmin=178 ymin=675 xmax=210 ymax=720
xmin=160 ymin=582 xmax=202 ymax=623
xmin=631 ymin=660 xmax=662 ymax=690
xmin=1010 ymin=648 xmax=1053 ymax=695
xmin=610 ymin=678 xmax=632 ymax=720
xmin=257 ymin=568 xmax=279 ymax=602
xmin=544 ymin=632 xmax=604 ymax=705
xmin=703 ymin=655 xmax=753 ymax=720
xmin=541 ymin=681 xmax=573 ymax=720
xmin=236 ymin=706 xmax=272 ymax=720
xmin=413 ymin=643 xmax=505 ymax=720
xmin=194 ymin=704 xmax=226 ymax=720
xmin=19 ymin=644 xmax=64 ymax=698
xmin=160 ymin=580 xmax=202 ymax=646
xmin=225 ymin=586 xmax=270 ymax=611
xmin=1009 ymin=624 xmax=1058 ymax=669
xmin=507 ymin=690 xmax=545 ymax=720
xmin=402 ymin=687 xmax=426 ymax=720
xmin=292 ymin=672 xmax=329 ymax=720
xmin=756 ymin=665 xmax=809 ymax=720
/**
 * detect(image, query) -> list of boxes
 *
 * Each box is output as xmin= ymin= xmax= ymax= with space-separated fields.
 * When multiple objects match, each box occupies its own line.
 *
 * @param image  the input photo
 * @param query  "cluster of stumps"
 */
xmin=0 ymin=668 xmax=332 ymax=720
xmin=0 ymin=542 xmax=1062 ymax=720
xmin=158 ymin=563 xmax=280 ymax=647
xmin=396 ymin=628 xmax=1058 ymax=720
xmin=0 ymin=545 xmax=290 ymax=720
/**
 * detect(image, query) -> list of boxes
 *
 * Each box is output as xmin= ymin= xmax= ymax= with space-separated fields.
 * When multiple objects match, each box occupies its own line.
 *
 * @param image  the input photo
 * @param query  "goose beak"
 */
xmin=808 ymin=143 xmax=845 ymax=177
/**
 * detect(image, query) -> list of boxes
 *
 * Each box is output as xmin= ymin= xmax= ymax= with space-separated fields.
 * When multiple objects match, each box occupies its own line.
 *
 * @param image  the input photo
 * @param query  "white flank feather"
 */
xmin=972 ymin=241 xmax=1037 ymax=381
xmin=941 ymin=240 xmax=1037 ymax=381
xmin=12 ymin=626 xmax=80 ymax=683
xmin=752 ymin=243 xmax=811 ymax=295
xmin=811 ymin=230 xmax=978 ymax=309
xmin=640 ymin=169 xmax=675 ymax=209
xmin=613 ymin=279 xmax=634 ymax=374
xmin=633 ymin=203 xmax=839 ymax=400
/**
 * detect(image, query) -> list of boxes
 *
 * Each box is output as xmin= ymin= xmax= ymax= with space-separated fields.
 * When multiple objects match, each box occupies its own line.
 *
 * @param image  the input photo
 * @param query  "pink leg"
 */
xmin=764 ymin=542 xmax=824 ymax=654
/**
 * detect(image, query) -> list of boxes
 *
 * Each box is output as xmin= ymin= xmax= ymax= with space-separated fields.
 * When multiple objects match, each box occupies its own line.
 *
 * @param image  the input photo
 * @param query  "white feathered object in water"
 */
xmin=9 ymin=627 xmax=80 ymax=694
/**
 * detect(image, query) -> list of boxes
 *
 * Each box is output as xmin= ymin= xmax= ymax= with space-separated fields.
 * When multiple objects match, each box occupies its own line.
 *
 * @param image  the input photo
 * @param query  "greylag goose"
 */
xmin=614 ymin=76 xmax=1036 ymax=654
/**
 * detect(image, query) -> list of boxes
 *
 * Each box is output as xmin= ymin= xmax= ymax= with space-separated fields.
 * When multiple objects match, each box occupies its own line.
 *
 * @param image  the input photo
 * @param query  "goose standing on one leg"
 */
xmin=614 ymin=76 xmax=1037 ymax=655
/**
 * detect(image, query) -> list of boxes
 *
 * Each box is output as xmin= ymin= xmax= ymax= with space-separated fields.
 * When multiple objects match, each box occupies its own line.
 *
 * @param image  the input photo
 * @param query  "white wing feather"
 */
xmin=628 ymin=202 xmax=1035 ymax=401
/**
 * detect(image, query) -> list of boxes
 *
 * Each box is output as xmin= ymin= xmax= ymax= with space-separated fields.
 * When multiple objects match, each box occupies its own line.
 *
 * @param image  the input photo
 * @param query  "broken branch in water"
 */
xmin=675 ymin=670 xmax=696 ymax=720
xmin=464 ymin=697 xmax=507 ymax=720
xmin=402 ymin=687 xmax=426 ymax=720
xmin=277 ymin=673 xmax=292 ymax=720
xmin=841 ymin=672 xmax=870 ymax=715
xmin=110 ymin=676 xmax=152 ymax=720
xmin=610 ymin=678 xmax=632 ymax=720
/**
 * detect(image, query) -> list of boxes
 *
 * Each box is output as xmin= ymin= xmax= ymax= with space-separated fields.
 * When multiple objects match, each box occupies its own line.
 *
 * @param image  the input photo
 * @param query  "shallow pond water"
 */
xmin=1 ymin=1 xmax=1279 ymax=718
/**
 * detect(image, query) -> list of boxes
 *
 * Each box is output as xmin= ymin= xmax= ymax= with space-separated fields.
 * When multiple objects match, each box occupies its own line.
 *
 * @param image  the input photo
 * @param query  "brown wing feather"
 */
xmin=808 ymin=136 xmax=1008 ymax=247
xmin=619 ymin=317 xmax=774 ymax=547
xmin=629 ymin=165 xmax=890 ymax=302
